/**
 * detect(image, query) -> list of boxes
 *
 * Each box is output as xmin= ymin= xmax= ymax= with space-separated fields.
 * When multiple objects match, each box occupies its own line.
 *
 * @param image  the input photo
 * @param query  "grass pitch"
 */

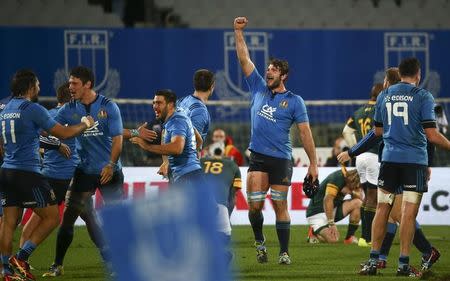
xmin=19 ymin=225 xmax=450 ymax=281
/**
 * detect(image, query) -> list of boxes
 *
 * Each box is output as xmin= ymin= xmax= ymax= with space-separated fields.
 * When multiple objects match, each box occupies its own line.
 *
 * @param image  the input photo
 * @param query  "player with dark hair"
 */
xmin=0 ymin=69 xmax=93 ymax=281
xmin=357 ymin=57 xmax=450 ymax=277
xmin=43 ymin=66 xmax=124 ymax=277
xmin=339 ymin=67 xmax=441 ymax=273
xmin=19 ymin=82 xmax=79 ymax=248
xmin=130 ymin=89 xmax=204 ymax=186
xmin=158 ymin=69 xmax=214 ymax=179
xmin=306 ymin=168 xmax=362 ymax=244
xmin=342 ymin=83 xmax=384 ymax=247
xmin=234 ymin=17 xmax=318 ymax=265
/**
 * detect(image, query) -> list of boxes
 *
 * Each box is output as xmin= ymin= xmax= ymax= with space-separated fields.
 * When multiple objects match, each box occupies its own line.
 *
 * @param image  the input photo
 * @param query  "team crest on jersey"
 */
xmin=279 ymin=100 xmax=288 ymax=108
xmin=98 ymin=109 xmax=108 ymax=119
xmin=50 ymin=190 xmax=56 ymax=201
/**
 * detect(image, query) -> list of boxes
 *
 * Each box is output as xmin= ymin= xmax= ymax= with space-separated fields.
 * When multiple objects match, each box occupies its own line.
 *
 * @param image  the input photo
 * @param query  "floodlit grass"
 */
xmin=17 ymin=225 xmax=450 ymax=281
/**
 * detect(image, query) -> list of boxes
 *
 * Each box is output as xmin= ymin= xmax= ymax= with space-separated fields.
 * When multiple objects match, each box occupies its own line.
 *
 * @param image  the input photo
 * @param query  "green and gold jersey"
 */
xmin=200 ymin=156 xmax=241 ymax=207
xmin=306 ymin=169 xmax=347 ymax=217
xmin=346 ymin=101 xmax=379 ymax=154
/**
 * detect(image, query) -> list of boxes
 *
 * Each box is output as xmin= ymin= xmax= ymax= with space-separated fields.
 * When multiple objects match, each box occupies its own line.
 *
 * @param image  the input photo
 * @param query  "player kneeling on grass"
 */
xmin=306 ymin=167 xmax=362 ymax=244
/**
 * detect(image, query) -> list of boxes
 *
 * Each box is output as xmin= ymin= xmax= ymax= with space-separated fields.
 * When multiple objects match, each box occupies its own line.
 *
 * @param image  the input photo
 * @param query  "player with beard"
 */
xmin=0 ymin=69 xmax=93 ymax=281
xmin=130 ymin=89 xmax=204 ymax=187
xmin=234 ymin=17 xmax=319 ymax=265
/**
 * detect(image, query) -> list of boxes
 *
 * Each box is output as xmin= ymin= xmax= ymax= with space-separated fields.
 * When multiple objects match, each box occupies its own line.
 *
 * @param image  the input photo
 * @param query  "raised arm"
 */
xmin=234 ymin=17 xmax=255 ymax=77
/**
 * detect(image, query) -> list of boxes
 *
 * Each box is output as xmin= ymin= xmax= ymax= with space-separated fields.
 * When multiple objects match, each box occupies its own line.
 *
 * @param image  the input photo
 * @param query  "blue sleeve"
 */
xmin=421 ymin=92 xmax=436 ymax=121
xmin=189 ymin=107 xmax=208 ymax=135
xmin=168 ymin=118 xmax=187 ymax=139
xmin=373 ymin=93 xmax=383 ymax=125
xmin=107 ymin=102 xmax=123 ymax=137
xmin=293 ymin=96 xmax=309 ymax=123
xmin=245 ymin=68 xmax=266 ymax=97
xmin=348 ymin=129 xmax=382 ymax=157
xmin=55 ymin=104 xmax=70 ymax=125
xmin=29 ymin=104 xmax=57 ymax=131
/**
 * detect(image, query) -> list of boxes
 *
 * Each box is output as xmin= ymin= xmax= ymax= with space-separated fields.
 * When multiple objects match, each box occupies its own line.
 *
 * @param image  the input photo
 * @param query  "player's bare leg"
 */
xmin=0 ymin=207 xmax=22 ymax=277
xmin=20 ymin=212 xmax=42 ymax=247
xmin=271 ymin=185 xmax=291 ymax=264
xmin=247 ymin=171 xmax=269 ymax=263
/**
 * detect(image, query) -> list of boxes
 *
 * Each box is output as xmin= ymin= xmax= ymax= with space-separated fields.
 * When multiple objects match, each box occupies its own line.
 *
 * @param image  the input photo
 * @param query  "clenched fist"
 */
xmin=234 ymin=17 xmax=248 ymax=30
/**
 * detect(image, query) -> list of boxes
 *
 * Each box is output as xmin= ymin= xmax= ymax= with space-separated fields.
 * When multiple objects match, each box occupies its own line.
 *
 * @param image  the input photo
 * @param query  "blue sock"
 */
xmin=16 ymin=240 xmax=37 ymax=261
xmin=1 ymin=254 xmax=12 ymax=275
xmin=248 ymin=210 xmax=264 ymax=243
xmin=398 ymin=255 xmax=409 ymax=269
xmin=379 ymin=222 xmax=397 ymax=259
xmin=369 ymin=250 xmax=380 ymax=260
xmin=379 ymin=254 xmax=387 ymax=261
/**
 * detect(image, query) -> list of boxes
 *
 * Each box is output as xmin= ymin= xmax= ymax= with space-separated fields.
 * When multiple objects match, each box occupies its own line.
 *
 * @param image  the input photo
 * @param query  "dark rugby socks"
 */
xmin=249 ymin=210 xmax=264 ymax=243
xmin=345 ymin=223 xmax=359 ymax=239
xmin=54 ymin=226 xmax=74 ymax=266
xmin=364 ymin=207 xmax=376 ymax=242
xmin=413 ymin=221 xmax=432 ymax=256
xmin=276 ymin=221 xmax=290 ymax=254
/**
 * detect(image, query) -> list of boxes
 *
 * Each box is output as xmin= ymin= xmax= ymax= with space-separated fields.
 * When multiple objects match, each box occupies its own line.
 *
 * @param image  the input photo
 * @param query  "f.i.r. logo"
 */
xmin=377 ymin=32 xmax=441 ymax=96
xmin=54 ymin=30 xmax=120 ymax=98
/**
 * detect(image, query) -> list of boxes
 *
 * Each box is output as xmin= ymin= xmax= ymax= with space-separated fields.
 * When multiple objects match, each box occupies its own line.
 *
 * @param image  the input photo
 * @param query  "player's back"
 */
xmin=41 ymin=107 xmax=80 ymax=180
xmin=176 ymin=95 xmax=210 ymax=141
xmin=349 ymin=101 xmax=378 ymax=154
xmin=0 ymin=98 xmax=54 ymax=173
xmin=200 ymin=156 xmax=240 ymax=207
xmin=375 ymin=83 xmax=435 ymax=165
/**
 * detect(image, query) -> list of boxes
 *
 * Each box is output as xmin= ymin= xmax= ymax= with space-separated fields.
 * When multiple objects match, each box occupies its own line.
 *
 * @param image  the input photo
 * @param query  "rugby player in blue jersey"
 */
xmin=130 ymin=89 xmax=204 ymax=186
xmin=359 ymin=58 xmax=450 ymax=277
xmin=158 ymin=69 xmax=214 ymax=179
xmin=234 ymin=17 xmax=319 ymax=265
xmin=43 ymin=66 xmax=124 ymax=277
xmin=19 ymin=82 xmax=79 ymax=250
xmin=0 ymin=70 xmax=94 ymax=281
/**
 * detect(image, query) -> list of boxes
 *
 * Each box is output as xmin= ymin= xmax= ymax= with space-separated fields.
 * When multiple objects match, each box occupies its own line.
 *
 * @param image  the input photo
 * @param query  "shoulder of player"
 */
xmin=98 ymin=95 xmax=119 ymax=110
xmin=20 ymin=100 xmax=45 ymax=113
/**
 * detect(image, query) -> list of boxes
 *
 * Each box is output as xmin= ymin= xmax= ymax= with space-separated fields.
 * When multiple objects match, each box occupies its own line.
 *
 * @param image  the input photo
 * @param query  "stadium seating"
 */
xmin=0 ymin=0 xmax=123 ymax=27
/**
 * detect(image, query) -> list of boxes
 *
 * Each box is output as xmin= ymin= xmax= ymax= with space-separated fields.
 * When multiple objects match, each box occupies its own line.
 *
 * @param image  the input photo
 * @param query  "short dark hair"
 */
xmin=70 ymin=66 xmax=95 ymax=88
xmin=56 ymin=82 xmax=71 ymax=104
xmin=399 ymin=57 xmax=421 ymax=77
xmin=370 ymin=83 xmax=384 ymax=100
xmin=385 ymin=67 xmax=401 ymax=86
xmin=193 ymin=69 xmax=215 ymax=92
xmin=269 ymin=58 xmax=289 ymax=78
xmin=155 ymin=89 xmax=177 ymax=105
xmin=10 ymin=69 xmax=38 ymax=97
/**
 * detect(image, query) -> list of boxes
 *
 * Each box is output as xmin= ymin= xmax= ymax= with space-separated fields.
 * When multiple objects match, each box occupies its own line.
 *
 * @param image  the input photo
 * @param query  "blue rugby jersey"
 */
xmin=163 ymin=109 xmax=201 ymax=181
xmin=176 ymin=95 xmax=210 ymax=143
xmin=374 ymin=82 xmax=436 ymax=165
xmin=0 ymin=98 xmax=57 ymax=173
xmin=41 ymin=106 xmax=80 ymax=180
xmin=245 ymin=68 xmax=309 ymax=159
xmin=56 ymin=94 xmax=123 ymax=175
